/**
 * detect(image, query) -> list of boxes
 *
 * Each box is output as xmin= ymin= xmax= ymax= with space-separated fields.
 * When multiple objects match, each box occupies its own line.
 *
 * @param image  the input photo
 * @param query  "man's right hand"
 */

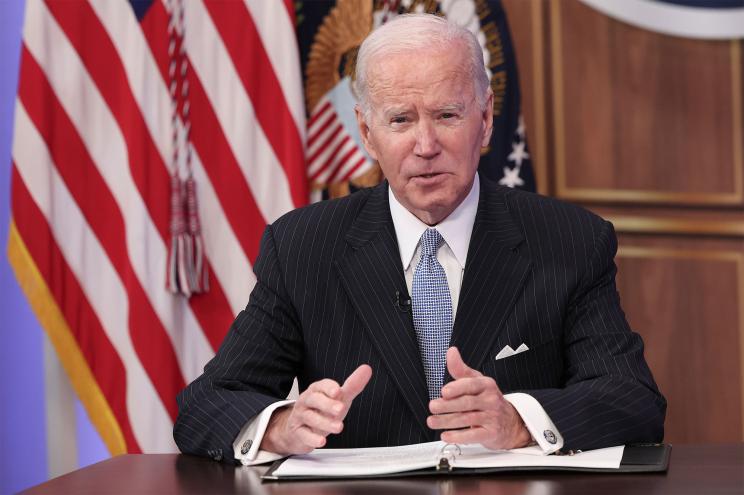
xmin=260 ymin=365 xmax=373 ymax=455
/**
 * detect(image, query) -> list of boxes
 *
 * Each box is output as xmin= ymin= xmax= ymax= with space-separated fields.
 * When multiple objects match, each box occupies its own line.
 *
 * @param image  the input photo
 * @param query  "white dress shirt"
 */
xmin=233 ymin=174 xmax=563 ymax=465
xmin=388 ymin=167 xmax=479 ymax=319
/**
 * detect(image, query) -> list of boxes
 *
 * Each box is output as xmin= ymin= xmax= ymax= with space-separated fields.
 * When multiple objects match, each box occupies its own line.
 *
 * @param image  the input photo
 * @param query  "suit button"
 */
xmin=241 ymin=439 xmax=252 ymax=455
xmin=544 ymin=430 xmax=557 ymax=444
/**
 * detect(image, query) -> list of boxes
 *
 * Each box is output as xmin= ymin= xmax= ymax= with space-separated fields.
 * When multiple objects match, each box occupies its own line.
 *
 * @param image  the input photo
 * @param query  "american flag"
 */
xmin=9 ymin=0 xmax=306 ymax=454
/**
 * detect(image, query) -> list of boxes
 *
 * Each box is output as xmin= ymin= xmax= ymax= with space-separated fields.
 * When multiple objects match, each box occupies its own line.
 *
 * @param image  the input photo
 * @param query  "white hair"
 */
xmin=353 ymin=13 xmax=490 ymax=120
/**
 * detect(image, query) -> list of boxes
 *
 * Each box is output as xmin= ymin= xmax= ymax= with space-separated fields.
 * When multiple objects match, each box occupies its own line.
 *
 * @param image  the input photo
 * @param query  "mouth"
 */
xmin=413 ymin=172 xmax=444 ymax=179
xmin=410 ymin=172 xmax=447 ymax=186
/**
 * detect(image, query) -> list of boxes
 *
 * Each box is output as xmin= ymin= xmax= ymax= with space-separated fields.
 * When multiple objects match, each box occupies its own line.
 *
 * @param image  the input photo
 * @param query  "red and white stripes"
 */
xmin=10 ymin=0 xmax=306 ymax=454
xmin=307 ymin=98 xmax=371 ymax=186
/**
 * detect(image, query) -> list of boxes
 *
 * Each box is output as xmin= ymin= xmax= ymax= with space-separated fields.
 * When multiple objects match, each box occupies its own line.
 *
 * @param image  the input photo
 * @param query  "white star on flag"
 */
xmin=516 ymin=115 xmax=526 ymax=138
xmin=507 ymin=140 xmax=530 ymax=167
xmin=499 ymin=166 xmax=525 ymax=188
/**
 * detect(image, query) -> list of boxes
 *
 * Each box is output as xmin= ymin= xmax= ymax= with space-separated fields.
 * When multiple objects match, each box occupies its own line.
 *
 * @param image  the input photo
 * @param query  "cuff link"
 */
xmin=207 ymin=448 xmax=223 ymax=462
xmin=240 ymin=439 xmax=253 ymax=455
xmin=543 ymin=430 xmax=557 ymax=444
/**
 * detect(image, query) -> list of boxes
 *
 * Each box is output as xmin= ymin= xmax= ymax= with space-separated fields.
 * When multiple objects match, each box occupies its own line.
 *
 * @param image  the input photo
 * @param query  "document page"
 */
xmin=270 ymin=442 xmax=625 ymax=478
xmin=271 ymin=441 xmax=445 ymax=477
xmin=453 ymin=444 xmax=625 ymax=469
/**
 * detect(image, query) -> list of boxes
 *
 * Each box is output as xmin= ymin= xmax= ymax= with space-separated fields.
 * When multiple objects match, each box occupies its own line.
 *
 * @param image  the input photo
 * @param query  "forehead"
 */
xmin=365 ymin=46 xmax=474 ymax=109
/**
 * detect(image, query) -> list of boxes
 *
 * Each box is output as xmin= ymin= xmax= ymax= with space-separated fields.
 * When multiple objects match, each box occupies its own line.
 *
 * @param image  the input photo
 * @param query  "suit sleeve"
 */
xmin=527 ymin=220 xmax=667 ymax=451
xmin=173 ymin=224 xmax=302 ymax=463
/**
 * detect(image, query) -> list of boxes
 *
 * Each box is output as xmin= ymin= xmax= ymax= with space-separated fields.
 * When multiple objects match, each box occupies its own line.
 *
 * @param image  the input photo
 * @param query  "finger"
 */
xmin=294 ymin=425 xmax=328 ymax=451
xmin=340 ymin=364 xmax=373 ymax=401
xmin=307 ymin=378 xmax=342 ymax=399
xmin=441 ymin=376 xmax=495 ymax=400
xmin=446 ymin=347 xmax=481 ymax=380
xmin=303 ymin=391 xmax=345 ymax=419
xmin=440 ymin=426 xmax=492 ymax=446
xmin=429 ymin=394 xmax=484 ymax=415
xmin=299 ymin=408 xmax=344 ymax=435
xmin=427 ymin=411 xmax=486 ymax=430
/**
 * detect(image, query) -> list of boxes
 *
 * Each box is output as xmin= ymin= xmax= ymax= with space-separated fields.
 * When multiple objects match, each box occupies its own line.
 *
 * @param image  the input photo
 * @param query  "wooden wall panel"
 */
xmin=616 ymin=243 xmax=744 ymax=443
xmin=506 ymin=0 xmax=744 ymax=443
xmin=551 ymin=1 xmax=743 ymax=205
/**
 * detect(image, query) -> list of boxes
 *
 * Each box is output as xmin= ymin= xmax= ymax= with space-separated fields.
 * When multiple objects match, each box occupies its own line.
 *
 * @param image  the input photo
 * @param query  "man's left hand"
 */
xmin=427 ymin=347 xmax=532 ymax=450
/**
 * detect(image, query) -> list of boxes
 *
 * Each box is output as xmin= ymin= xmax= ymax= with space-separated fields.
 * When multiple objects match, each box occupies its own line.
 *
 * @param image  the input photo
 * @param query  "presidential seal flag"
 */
xmin=8 ymin=0 xmax=306 ymax=454
xmin=296 ymin=0 xmax=536 ymax=199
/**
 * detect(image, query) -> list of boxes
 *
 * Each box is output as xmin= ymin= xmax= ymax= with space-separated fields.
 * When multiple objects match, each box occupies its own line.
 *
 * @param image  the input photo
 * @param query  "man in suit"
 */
xmin=174 ymin=14 xmax=666 ymax=465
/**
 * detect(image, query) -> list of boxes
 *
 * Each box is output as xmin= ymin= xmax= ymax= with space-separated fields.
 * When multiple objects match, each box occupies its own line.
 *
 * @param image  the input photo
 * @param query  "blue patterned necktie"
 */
xmin=412 ymin=228 xmax=453 ymax=400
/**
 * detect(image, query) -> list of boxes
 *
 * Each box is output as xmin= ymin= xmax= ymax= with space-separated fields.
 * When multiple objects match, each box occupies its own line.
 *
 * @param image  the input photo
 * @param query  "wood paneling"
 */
xmin=551 ymin=1 xmax=743 ymax=205
xmin=616 ymin=243 xmax=744 ymax=442
xmin=506 ymin=0 xmax=744 ymax=442
xmin=593 ymin=205 xmax=744 ymax=237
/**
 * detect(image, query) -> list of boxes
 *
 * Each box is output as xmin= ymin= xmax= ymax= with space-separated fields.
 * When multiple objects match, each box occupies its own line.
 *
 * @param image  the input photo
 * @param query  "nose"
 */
xmin=413 ymin=120 xmax=441 ymax=159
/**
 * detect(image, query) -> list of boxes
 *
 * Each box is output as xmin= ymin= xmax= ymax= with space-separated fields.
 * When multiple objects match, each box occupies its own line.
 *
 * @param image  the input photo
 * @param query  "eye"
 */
xmin=390 ymin=115 xmax=408 ymax=124
xmin=440 ymin=112 xmax=457 ymax=120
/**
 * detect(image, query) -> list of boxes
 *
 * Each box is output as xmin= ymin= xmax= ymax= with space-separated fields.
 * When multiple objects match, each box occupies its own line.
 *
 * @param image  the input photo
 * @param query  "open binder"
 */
xmin=262 ymin=442 xmax=671 ymax=481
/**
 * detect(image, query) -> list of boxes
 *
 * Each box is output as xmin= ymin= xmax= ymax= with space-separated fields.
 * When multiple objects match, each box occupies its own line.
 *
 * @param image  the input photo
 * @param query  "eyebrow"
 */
xmin=434 ymin=103 xmax=466 ymax=114
xmin=380 ymin=102 xmax=466 ymax=120
xmin=380 ymin=106 xmax=411 ymax=119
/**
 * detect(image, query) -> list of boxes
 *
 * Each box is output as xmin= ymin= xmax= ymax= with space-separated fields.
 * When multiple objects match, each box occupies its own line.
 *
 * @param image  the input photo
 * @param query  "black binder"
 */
xmin=263 ymin=443 xmax=672 ymax=481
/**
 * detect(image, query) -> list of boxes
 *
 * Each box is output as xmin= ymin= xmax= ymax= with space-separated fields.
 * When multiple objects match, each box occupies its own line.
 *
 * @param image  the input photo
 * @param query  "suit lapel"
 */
xmin=335 ymin=183 xmax=431 ymax=437
xmin=450 ymin=181 xmax=532 ymax=373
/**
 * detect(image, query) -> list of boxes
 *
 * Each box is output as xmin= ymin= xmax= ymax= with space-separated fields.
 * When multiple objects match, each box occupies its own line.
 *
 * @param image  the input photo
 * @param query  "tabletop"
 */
xmin=22 ymin=443 xmax=744 ymax=495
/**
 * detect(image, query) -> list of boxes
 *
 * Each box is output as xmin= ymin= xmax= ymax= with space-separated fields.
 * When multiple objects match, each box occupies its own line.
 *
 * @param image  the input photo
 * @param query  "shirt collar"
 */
xmin=389 ymin=173 xmax=479 ymax=271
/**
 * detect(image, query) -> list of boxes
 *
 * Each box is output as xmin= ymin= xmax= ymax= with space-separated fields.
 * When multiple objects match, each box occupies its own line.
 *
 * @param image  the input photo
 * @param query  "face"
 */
xmin=356 ymin=44 xmax=493 ymax=225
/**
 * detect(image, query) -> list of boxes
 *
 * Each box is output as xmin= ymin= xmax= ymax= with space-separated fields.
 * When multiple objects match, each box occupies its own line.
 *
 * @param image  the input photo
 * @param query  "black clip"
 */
xmin=395 ymin=290 xmax=412 ymax=312
xmin=436 ymin=457 xmax=452 ymax=471
xmin=436 ymin=443 xmax=461 ymax=471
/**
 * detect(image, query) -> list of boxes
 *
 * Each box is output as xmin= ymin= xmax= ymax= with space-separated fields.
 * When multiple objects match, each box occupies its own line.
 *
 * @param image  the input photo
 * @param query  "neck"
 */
xmin=411 ymin=207 xmax=453 ymax=227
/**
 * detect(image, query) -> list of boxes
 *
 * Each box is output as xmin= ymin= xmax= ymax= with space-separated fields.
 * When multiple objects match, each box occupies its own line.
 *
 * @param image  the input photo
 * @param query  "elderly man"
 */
xmin=174 ymin=14 xmax=665 ymax=465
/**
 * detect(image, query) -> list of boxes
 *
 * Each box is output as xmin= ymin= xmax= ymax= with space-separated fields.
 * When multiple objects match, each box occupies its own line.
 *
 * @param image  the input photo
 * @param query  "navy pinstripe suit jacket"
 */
xmin=174 ymin=177 xmax=666 ymax=462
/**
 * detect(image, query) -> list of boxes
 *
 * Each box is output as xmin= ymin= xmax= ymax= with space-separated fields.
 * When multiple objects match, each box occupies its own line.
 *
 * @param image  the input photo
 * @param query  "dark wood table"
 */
xmin=22 ymin=444 xmax=743 ymax=494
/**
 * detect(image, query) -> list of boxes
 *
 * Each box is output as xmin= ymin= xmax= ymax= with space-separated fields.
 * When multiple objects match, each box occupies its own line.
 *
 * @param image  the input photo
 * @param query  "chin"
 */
xmin=412 ymin=198 xmax=456 ymax=220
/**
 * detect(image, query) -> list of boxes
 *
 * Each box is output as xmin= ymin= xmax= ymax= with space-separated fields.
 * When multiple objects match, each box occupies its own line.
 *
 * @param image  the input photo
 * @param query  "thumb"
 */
xmin=447 ymin=347 xmax=481 ymax=379
xmin=340 ymin=364 xmax=372 ymax=402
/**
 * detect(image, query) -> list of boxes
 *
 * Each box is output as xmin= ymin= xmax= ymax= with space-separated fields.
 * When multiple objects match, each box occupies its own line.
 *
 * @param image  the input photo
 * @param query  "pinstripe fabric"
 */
xmin=174 ymin=177 xmax=665 ymax=462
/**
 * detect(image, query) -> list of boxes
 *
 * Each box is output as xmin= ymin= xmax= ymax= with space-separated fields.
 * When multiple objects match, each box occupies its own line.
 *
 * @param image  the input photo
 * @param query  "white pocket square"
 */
xmin=494 ymin=343 xmax=530 ymax=360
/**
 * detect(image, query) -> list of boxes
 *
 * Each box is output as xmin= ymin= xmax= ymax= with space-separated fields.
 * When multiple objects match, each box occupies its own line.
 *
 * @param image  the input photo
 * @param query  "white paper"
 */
xmin=270 ymin=441 xmax=625 ymax=478
xmin=453 ymin=444 xmax=624 ymax=469
xmin=272 ymin=441 xmax=444 ymax=477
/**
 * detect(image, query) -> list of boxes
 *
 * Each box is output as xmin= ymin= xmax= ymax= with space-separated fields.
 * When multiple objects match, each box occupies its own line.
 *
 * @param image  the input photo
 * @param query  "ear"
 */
xmin=480 ymin=90 xmax=494 ymax=148
xmin=355 ymin=105 xmax=379 ymax=161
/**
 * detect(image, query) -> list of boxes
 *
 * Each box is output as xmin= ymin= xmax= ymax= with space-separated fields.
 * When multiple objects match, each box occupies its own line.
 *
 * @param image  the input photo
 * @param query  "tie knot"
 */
xmin=420 ymin=228 xmax=444 ymax=257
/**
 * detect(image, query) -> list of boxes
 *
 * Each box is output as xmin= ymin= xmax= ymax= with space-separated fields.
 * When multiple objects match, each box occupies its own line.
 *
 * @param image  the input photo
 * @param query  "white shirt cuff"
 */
xmin=504 ymin=392 xmax=563 ymax=454
xmin=232 ymin=399 xmax=295 ymax=466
